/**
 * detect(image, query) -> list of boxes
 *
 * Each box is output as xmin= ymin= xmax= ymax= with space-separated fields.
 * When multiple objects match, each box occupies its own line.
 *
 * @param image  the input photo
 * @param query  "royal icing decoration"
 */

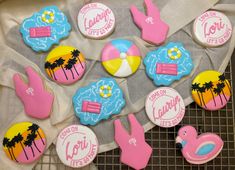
xmin=13 ymin=67 xmax=54 ymax=119
xmin=3 ymin=122 xmax=46 ymax=164
xmin=44 ymin=46 xmax=86 ymax=85
xmin=114 ymin=114 xmax=152 ymax=169
xmin=144 ymin=42 xmax=193 ymax=86
xmin=145 ymin=87 xmax=185 ymax=128
xmin=101 ymin=39 xmax=141 ymax=77
xmin=20 ymin=6 xmax=71 ymax=52
xmin=130 ymin=0 xmax=169 ymax=45
xmin=73 ymin=78 xmax=125 ymax=126
xmin=176 ymin=125 xmax=223 ymax=164
xmin=77 ymin=3 xmax=115 ymax=39
xmin=193 ymin=11 xmax=232 ymax=47
xmin=56 ymin=125 xmax=98 ymax=168
xmin=192 ymin=70 xmax=231 ymax=111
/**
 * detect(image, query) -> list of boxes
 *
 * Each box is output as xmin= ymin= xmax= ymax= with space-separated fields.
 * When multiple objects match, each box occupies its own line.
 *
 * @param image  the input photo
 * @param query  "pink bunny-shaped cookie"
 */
xmin=130 ymin=0 xmax=169 ymax=45
xmin=13 ymin=67 xmax=54 ymax=119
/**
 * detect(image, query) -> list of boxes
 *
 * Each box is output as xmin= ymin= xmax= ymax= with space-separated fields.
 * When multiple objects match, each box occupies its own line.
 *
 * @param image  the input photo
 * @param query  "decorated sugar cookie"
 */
xmin=44 ymin=46 xmax=86 ymax=85
xmin=144 ymin=42 xmax=193 ymax=86
xmin=192 ymin=70 xmax=231 ymax=111
xmin=130 ymin=0 xmax=169 ymax=45
xmin=145 ymin=87 xmax=185 ymax=128
xmin=3 ymin=122 xmax=46 ymax=164
xmin=56 ymin=125 xmax=98 ymax=168
xmin=20 ymin=6 xmax=71 ymax=52
xmin=193 ymin=11 xmax=232 ymax=47
xmin=114 ymin=114 xmax=152 ymax=169
xmin=13 ymin=67 xmax=54 ymax=119
xmin=101 ymin=39 xmax=141 ymax=77
xmin=176 ymin=125 xmax=223 ymax=164
xmin=73 ymin=78 xmax=125 ymax=125
xmin=77 ymin=3 xmax=115 ymax=39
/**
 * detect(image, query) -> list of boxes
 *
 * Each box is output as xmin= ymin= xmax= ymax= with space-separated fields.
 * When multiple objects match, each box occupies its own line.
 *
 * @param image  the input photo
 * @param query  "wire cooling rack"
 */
xmin=34 ymin=59 xmax=235 ymax=170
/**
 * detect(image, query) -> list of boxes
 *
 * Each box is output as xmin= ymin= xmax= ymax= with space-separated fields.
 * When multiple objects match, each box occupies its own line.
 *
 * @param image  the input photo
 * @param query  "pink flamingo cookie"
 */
xmin=114 ymin=114 xmax=152 ymax=169
xmin=13 ymin=67 xmax=54 ymax=119
xmin=130 ymin=0 xmax=169 ymax=45
xmin=176 ymin=125 xmax=223 ymax=164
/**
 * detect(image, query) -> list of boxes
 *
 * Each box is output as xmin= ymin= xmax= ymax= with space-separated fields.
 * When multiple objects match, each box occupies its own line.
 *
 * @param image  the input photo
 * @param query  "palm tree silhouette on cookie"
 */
xmin=3 ymin=137 xmax=14 ymax=161
xmin=71 ymin=49 xmax=84 ymax=69
xmin=13 ymin=133 xmax=29 ymax=160
xmin=54 ymin=57 xmax=68 ymax=80
xmin=203 ymin=81 xmax=216 ymax=106
xmin=28 ymin=123 xmax=45 ymax=145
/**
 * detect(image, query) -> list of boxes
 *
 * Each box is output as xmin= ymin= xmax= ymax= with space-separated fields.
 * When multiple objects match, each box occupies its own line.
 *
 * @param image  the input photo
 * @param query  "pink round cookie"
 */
xmin=56 ymin=125 xmax=98 ymax=168
xmin=145 ymin=87 xmax=185 ymax=128
xmin=3 ymin=122 xmax=46 ymax=164
xmin=193 ymin=10 xmax=232 ymax=47
xmin=45 ymin=46 xmax=86 ymax=85
xmin=77 ymin=2 xmax=115 ymax=39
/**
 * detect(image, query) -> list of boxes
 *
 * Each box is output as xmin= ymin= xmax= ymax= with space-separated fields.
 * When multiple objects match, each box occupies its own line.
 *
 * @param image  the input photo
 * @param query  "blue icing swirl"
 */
xmin=20 ymin=6 xmax=71 ymax=52
xmin=73 ymin=78 xmax=126 ymax=125
xmin=144 ymin=42 xmax=193 ymax=86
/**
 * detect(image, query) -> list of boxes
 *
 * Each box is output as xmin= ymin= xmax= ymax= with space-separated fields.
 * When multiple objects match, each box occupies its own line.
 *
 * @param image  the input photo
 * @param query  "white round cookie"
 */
xmin=56 ymin=125 xmax=98 ymax=168
xmin=193 ymin=10 xmax=232 ymax=47
xmin=77 ymin=2 xmax=115 ymax=39
xmin=145 ymin=87 xmax=185 ymax=128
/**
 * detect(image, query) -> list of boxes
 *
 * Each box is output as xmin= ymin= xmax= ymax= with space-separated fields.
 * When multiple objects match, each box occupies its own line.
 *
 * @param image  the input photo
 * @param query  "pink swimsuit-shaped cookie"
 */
xmin=130 ymin=0 xmax=169 ymax=45
xmin=176 ymin=125 xmax=224 ymax=164
xmin=114 ymin=114 xmax=152 ymax=170
xmin=13 ymin=67 xmax=54 ymax=119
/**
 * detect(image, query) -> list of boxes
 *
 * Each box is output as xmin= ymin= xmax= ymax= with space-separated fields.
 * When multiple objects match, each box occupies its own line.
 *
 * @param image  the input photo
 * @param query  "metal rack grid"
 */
xmin=34 ymin=60 xmax=235 ymax=170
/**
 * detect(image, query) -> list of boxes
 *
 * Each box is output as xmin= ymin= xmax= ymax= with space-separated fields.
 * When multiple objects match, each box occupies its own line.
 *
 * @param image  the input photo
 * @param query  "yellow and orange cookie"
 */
xmin=192 ymin=70 xmax=231 ymax=111
xmin=2 ymin=122 xmax=46 ymax=164
xmin=45 ymin=46 xmax=86 ymax=85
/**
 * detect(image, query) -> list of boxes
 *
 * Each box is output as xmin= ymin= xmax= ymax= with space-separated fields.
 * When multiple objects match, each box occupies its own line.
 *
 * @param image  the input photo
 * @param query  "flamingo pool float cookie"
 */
xmin=176 ymin=125 xmax=223 ymax=164
xmin=130 ymin=0 xmax=169 ymax=45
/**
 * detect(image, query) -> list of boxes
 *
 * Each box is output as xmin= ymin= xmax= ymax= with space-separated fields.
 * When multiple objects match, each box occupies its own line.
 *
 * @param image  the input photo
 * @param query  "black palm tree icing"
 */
xmin=71 ymin=49 xmax=84 ymax=69
xmin=44 ymin=61 xmax=53 ymax=79
xmin=192 ymin=71 xmax=230 ymax=110
xmin=13 ymin=133 xmax=28 ymax=160
xmin=50 ymin=62 xmax=58 ymax=80
xmin=3 ymin=122 xmax=46 ymax=163
xmin=203 ymin=81 xmax=216 ymax=106
xmin=55 ymin=57 xmax=68 ymax=80
xmin=65 ymin=61 xmax=75 ymax=79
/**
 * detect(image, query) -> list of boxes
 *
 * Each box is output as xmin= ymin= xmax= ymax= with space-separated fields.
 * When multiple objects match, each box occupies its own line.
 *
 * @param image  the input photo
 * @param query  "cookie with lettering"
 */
xmin=193 ymin=11 xmax=232 ymax=47
xmin=77 ymin=2 xmax=115 ymax=39
xmin=20 ymin=6 xmax=71 ymax=52
xmin=56 ymin=125 xmax=98 ymax=168
xmin=144 ymin=42 xmax=194 ymax=86
xmin=73 ymin=77 xmax=126 ymax=125
xmin=145 ymin=87 xmax=185 ymax=128
xmin=3 ymin=122 xmax=46 ymax=164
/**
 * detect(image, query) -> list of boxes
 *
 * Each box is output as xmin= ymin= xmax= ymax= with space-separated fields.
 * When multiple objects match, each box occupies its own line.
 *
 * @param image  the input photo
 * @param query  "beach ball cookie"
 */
xmin=77 ymin=2 xmax=115 ymax=39
xmin=20 ymin=6 xmax=71 ymax=52
xmin=144 ymin=42 xmax=193 ymax=86
xmin=2 ymin=122 xmax=46 ymax=164
xmin=73 ymin=77 xmax=126 ymax=125
xmin=193 ymin=11 xmax=232 ymax=47
xmin=44 ymin=46 xmax=86 ymax=85
xmin=101 ymin=39 xmax=141 ymax=77
xmin=145 ymin=87 xmax=185 ymax=128
xmin=56 ymin=125 xmax=98 ymax=168
xmin=192 ymin=70 xmax=231 ymax=111
xmin=176 ymin=125 xmax=223 ymax=164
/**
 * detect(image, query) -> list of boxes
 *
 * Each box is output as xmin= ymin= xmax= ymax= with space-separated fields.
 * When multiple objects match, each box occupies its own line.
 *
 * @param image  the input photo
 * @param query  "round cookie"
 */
xmin=2 ymin=122 xmax=46 ymax=164
xmin=73 ymin=77 xmax=126 ymax=125
xmin=45 ymin=46 xmax=86 ymax=85
xmin=20 ymin=6 xmax=71 ymax=52
xmin=144 ymin=42 xmax=193 ymax=86
xmin=193 ymin=11 xmax=232 ymax=47
xmin=192 ymin=70 xmax=231 ymax=111
xmin=56 ymin=125 xmax=98 ymax=168
xmin=101 ymin=39 xmax=141 ymax=77
xmin=77 ymin=3 xmax=115 ymax=39
xmin=145 ymin=87 xmax=185 ymax=128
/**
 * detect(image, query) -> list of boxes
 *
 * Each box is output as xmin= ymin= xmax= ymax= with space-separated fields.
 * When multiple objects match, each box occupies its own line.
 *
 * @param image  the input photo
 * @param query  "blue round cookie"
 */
xmin=20 ymin=6 xmax=71 ymax=52
xmin=144 ymin=42 xmax=194 ymax=86
xmin=73 ymin=77 xmax=126 ymax=126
